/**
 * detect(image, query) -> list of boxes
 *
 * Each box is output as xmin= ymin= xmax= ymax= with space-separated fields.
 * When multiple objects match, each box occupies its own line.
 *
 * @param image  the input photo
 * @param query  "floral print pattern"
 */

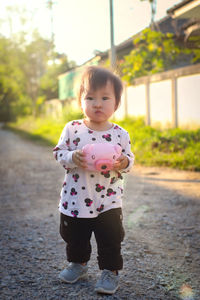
xmin=53 ymin=120 xmax=134 ymax=218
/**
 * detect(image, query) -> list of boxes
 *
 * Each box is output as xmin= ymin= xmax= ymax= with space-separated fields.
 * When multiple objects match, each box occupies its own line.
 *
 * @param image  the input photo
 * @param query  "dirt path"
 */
xmin=0 ymin=128 xmax=200 ymax=300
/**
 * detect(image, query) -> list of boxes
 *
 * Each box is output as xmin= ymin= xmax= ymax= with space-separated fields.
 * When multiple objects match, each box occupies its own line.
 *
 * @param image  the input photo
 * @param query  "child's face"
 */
xmin=81 ymin=80 xmax=117 ymax=124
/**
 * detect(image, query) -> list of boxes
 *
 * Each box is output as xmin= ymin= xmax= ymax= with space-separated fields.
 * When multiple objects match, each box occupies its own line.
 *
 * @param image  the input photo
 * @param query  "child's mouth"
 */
xmin=95 ymin=110 xmax=103 ymax=114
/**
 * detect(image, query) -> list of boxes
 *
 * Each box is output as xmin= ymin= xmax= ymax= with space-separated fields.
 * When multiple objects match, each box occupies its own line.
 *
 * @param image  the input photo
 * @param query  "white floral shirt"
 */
xmin=53 ymin=120 xmax=134 ymax=218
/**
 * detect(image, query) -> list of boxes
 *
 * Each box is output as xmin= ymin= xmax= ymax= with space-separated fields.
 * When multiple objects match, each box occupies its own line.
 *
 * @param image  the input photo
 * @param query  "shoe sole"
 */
xmin=95 ymin=286 xmax=118 ymax=295
xmin=59 ymin=273 xmax=88 ymax=284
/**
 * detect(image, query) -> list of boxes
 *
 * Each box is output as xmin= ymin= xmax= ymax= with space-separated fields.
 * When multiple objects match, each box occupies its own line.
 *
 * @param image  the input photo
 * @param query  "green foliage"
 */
xmin=6 ymin=109 xmax=83 ymax=146
xmin=61 ymin=106 xmax=83 ymax=124
xmin=116 ymin=117 xmax=200 ymax=171
xmin=6 ymin=116 xmax=200 ymax=171
xmin=6 ymin=116 xmax=64 ymax=146
xmin=39 ymin=65 xmax=59 ymax=100
xmin=0 ymin=5 xmax=76 ymax=122
xmin=39 ymin=55 xmax=76 ymax=100
xmin=120 ymin=28 xmax=194 ymax=84
xmin=187 ymin=36 xmax=200 ymax=63
xmin=0 ymin=36 xmax=32 ymax=121
xmin=0 ymin=31 xmax=76 ymax=121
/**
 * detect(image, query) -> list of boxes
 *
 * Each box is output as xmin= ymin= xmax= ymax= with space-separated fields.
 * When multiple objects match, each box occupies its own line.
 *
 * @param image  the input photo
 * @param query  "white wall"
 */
xmin=121 ymin=65 xmax=200 ymax=129
xmin=177 ymin=74 xmax=200 ymax=128
xmin=114 ymin=93 xmax=126 ymax=120
xmin=127 ymin=85 xmax=146 ymax=117
xmin=150 ymin=80 xmax=172 ymax=127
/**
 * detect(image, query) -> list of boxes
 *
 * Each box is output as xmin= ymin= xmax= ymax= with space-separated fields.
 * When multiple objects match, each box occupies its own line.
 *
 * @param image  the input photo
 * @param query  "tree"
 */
xmin=0 ymin=36 xmax=31 ymax=121
xmin=39 ymin=54 xmax=76 ymax=100
xmin=0 ymin=31 xmax=76 ymax=121
xmin=120 ymin=28 xmax=196 ymax=84
xmin=0 ymin=3 xmax=76 ymax=120
xmin=21 ymin=31 xmax=53 ymax=115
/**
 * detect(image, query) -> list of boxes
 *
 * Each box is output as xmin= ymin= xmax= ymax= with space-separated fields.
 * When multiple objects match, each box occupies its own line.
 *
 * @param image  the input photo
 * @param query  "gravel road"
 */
xmin=0 ymin=128 xmax=200 ymax=300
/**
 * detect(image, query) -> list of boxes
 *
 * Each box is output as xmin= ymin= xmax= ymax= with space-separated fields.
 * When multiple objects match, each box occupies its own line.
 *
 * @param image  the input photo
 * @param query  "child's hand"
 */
xmin=72 ymin=150 xmax=87 ymax=169
xmin=113 ymin=154 xmax=129 ymax=171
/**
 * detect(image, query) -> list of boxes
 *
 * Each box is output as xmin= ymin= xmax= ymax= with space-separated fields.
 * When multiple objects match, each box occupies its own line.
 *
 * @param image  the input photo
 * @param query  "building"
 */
xmin=56 ymin=0 xmax=200 ymax=128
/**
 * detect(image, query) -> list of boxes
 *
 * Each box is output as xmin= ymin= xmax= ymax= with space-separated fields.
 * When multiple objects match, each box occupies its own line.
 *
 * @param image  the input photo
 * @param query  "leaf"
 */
xmin=119 ymin=28 xmax=195 ymax=84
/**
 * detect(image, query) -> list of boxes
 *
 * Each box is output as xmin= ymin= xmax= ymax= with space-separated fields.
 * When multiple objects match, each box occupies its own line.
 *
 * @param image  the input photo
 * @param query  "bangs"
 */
xmin=84 ymin=68 xmax=112 ymax=92
xmin=78 ymin=66 xmax=123 ymax=108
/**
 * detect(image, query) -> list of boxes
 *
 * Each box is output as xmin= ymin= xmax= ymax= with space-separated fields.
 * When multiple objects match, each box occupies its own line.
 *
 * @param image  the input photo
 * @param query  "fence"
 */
xmin=114 ymin=63 xmax=200 ymax=129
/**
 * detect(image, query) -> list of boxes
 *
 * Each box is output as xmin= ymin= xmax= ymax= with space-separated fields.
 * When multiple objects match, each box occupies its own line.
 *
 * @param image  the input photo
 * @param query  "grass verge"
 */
xmin=4 ymin=115 xmax=200 ymax=171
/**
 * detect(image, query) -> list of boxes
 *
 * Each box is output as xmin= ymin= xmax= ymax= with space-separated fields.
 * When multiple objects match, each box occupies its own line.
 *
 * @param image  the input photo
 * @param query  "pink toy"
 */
xmin=82 ymin=143 xmax=122 ymax=171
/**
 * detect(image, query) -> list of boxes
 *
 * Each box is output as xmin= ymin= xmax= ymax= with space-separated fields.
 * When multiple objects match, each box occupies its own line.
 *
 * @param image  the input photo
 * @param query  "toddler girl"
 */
xmin=53 ymin=66 xmax=134 ymax=295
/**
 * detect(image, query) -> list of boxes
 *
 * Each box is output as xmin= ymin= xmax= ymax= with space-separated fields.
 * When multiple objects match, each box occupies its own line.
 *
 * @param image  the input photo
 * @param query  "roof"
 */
xmin=167 ymin=0 xmax=200 ymax=19
xmin=58 ymin=0 xmax=199 ymax=83
xmin=96 ymin=15 xmax=187 ymax=60
xmin=167 ymin=0 xmax=193 ymax=13
xmin=167 ymin=0 xmax=200 ymax=43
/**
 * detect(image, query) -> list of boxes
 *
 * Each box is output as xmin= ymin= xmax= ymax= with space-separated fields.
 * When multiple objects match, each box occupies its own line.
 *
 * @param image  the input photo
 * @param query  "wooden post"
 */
xmin=145 ymin=81 xmax=151 ymax=126
xmin=171 ymin=77 xmax=178 ymax=128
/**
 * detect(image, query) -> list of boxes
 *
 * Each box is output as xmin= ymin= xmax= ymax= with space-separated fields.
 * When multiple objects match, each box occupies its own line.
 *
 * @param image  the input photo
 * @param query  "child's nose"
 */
xmin=94 ymin=99 xmax=102 ymax=107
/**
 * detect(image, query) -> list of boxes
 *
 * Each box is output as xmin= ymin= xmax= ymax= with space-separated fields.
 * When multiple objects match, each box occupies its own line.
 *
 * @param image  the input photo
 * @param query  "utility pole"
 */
xmin=109 ymin=0 xmax=116 ymax=70
xmin=47 ymin=0 xmax=56 ymax=62
xmin=150 ymin=0 xmax=157 ymax=29
xmin=151 ymin=0 xmax=156 ymax=24
xmin=47 ymin=0 xmax=55 ymax=45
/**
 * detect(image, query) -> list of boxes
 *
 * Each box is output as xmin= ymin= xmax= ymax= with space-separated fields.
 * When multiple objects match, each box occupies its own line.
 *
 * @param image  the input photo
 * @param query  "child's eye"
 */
xmin=86 ymin=96 xmax=93 ymax=100
xmin=102 ymin=97 xmax=109 ymax=100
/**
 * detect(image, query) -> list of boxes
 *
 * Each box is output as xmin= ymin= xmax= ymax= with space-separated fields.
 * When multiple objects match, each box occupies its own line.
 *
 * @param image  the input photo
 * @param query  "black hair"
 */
xmin=78 ymin=66 xmax=123 ymax=109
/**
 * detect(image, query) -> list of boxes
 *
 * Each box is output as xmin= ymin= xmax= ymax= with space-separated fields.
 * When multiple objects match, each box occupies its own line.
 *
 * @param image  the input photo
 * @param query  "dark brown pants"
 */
xmin=60 ymin=208 xmax=125 ymax=270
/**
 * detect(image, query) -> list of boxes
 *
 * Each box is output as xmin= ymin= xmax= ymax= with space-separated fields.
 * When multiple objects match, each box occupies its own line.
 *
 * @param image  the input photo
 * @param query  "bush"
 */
xmin=116 ymin=117 xmax=200 ymax=171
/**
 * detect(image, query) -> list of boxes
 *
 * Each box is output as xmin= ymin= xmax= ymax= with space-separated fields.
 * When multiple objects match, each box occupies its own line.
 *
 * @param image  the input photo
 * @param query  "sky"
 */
xmin=0 ymin=0 xmax=182 ymax=65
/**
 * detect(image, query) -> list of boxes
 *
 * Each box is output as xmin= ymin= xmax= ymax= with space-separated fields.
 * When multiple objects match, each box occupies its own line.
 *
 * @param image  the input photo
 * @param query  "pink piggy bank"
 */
xmin=82 ymin=143 xmax=122 ymax=171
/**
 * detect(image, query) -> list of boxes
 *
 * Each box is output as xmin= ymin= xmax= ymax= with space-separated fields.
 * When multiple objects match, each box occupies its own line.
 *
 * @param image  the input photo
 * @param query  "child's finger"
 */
xmin=73 ymin=150 xmax=87 ymax=168
xmin=116 ymin=155 xmax=126 ymax=163
xmin=113 ymin=155 xmax=128 ymax=170
xmin=113 ymin=161 xmax=121 ymax=170
xmin=78 ymin=156 xmax=86 ymax=163
xmin=78 ymin=151 xmax=86 ymax=158
xmin=81 ymin=163 xmax=88 ymax=169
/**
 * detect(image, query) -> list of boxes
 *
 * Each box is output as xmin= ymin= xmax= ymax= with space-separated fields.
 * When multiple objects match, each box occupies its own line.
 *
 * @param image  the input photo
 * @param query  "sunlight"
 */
xmin=180 ymin=284 xmax=195 ymax=300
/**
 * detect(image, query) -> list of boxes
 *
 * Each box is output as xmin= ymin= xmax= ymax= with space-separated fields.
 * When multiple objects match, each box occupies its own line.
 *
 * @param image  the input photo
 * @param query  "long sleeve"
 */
xmin=53 ymin=123 xmax=77 ymax=169
xmin=119 ymin=130 xmax=134 ymax=173
xmin=54 ymin=120 xmax=135 ymax=218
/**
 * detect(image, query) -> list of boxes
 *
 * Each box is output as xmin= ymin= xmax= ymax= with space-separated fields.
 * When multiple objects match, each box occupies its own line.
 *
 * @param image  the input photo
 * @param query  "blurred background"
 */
xmin=0 ymin=0 xmax=200 ymax=170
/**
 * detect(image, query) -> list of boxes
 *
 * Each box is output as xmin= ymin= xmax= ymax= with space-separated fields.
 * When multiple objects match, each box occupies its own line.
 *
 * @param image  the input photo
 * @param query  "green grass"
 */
xmin=117 ymin=117 xmax=200 ymax=171
xmin=5 ymin=115 xmax=200 ymax=171
xmin=5 ymin=117 xmax=64 ymax=146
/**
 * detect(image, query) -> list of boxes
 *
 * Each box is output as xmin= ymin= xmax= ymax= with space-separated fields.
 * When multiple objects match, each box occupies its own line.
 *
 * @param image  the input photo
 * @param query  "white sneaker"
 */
xmin=95 ymin=270 xmax=119 ymax=294
xmin=59 ymin=263 xmax=88 ymax=283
